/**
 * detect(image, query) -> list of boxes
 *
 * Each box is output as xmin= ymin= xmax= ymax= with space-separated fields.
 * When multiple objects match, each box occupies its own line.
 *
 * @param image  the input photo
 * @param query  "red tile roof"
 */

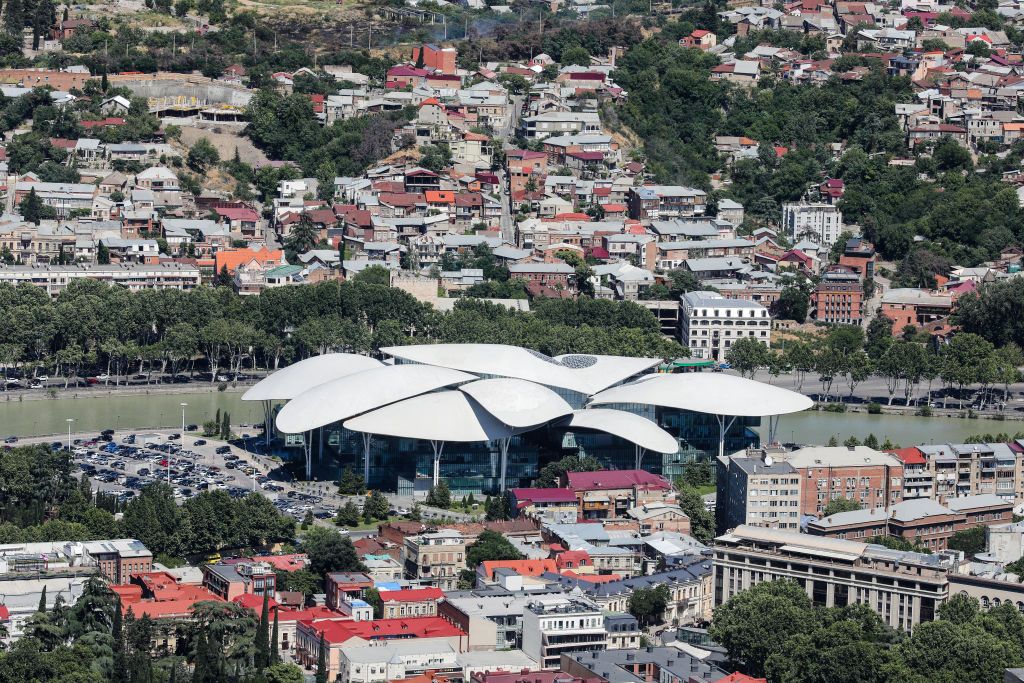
xmin=306 ymin=616 xmax=466 ymax=645
xmin=509 ymin=488 xmax=577 ymax=504
xmin=567 ymin=470 xmax=672 ymax=491
xmin=480 ymin=559 xmax=557 ymax=580
xmin=889 ymin=446 xmax=926 ymax=466
xmin=215 ymin=206 xmax=260 ymax=222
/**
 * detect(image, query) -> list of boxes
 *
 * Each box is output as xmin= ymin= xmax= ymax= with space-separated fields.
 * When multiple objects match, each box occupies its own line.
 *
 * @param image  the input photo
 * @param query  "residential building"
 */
xmin=338 ymin=640 xmax=459 ymax=683
xmin=560 ymin=646 xmax=730 ymax=683
xmin=411 ymin=44 xmax=458 ymax=74
xmin=679 ymin=291 xmax=771 ymax=361
xmin=713 ymin=526 xmax=954 ymax=630
xmin=507 ymin=488 xmax=580 ymax=524
xmin=15 ymin=181 xmax=95 ymax=218
xmin=880 ymin=289 xmax=954 ymax=334
xmin=838 ymin=237 xmax=876 ymax=278
xmin=626 ymin=503 xmax=691 ymax=535
xmin=0 ymin=263 xmax=201 ymax=297
xmin=917 ymin=443 xmax=1021 ymax=503
xmin=781 ymin=202 xmax=844 ymax=248
xmin=404 ymin=529 xmax=467 ymax=591
xmin=812 ymin=265 xmax=864 ymax=325
xmin=776 ymin=445 xmax=904 ymax=518
xmin=627 ymin=186 xmax=708 ymax=221
xmin=202 ymin=562 xmax=276 ymax=600
xmin=566 ymin=470 xmax=675 ymax=521
xmin=440 ymin=584 xmax=571 ymax=651
xmin=604 ymin=613 xmax=642 ymax=650
xmin=379 ymin=587 xmax=444 ymax=619
xmin=715 ymin=447 xmax=802 ymax=533
xmin=325 ymin=572 xmax=374 ymax=611
xmin=521 ymin=597 xmax=607 ymax=669
xmin=521 ymin=112 xmax=602 ymax=140
xmin=808 ymin=498 xmax=963 ymax=550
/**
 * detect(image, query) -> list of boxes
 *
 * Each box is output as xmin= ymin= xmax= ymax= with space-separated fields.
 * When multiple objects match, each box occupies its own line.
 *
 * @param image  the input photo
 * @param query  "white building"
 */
xmin=679 ymin=290 xmax=771 ymax=360
xmin=782 ymin=202 xmax=844 ymax=249
xmin=521 ymin=597 xmax=607 ymax=670
xmin=338 ymin=640 xmax=458 ymax=683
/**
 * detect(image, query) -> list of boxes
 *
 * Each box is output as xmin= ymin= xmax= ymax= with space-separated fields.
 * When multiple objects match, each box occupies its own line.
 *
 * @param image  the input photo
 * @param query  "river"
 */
xmin=0 ymin=390 xmax=1016 ymax=446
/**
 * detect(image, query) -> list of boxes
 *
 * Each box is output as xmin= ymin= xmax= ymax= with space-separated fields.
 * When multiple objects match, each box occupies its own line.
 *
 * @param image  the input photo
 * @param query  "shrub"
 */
xmin=867 ymin=402 xmax=881 ymax=414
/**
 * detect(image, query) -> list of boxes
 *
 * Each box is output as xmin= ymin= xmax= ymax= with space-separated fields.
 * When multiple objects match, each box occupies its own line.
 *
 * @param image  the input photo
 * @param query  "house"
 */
xmin=214 ymin=206 xmax=261 ymax=235
xmin=507 ymin=488 xmax=579 ymax=524
xmin=626 ymin=503 xmax=691 ymax=535
xmin=566 ymin=470 xmax=675 ymax=520
xmin=709 ymin=60 xmax=760 ymax=85
xmin=628 ymin=186 xmax=708 ymax=220
xmin=880 ymin=288 xmax=953 ymax=334
xmin=378 ymin=587 xmax=445 ymax=619
xmin=213 ymin=246 xmax=286 ymax=275
xmin=680 ymin=29 xmax=717 ymax=50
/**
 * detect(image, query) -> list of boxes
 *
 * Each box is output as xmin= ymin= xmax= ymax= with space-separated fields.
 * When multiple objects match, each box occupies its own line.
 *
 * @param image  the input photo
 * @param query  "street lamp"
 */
xmin=65 ymin=418 xmax=74 ymax=451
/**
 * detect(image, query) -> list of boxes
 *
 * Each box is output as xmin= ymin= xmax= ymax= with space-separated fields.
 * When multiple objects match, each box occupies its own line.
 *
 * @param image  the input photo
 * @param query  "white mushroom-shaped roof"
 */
xmin=344 ymin=390 xmax=523 ymax=442
xmin=458 ymin=378 xmax=573 ymax=428
xmin=274 ymin=365 xmax=477 ymax=434
xmin=589 ymin=373 xmax=813 ymax=417
xmin=381 ymin=343 xmax=661 ymax=395
xmin=242 ymin=353 xmax=383 ymax=402
xmin=559 ymin=409 xmax=678 ymax=454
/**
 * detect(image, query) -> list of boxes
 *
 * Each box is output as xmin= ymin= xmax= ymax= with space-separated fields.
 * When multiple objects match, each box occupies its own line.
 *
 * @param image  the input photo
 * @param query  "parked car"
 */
xmin=193 ymin=439 xmax=207 ymax=446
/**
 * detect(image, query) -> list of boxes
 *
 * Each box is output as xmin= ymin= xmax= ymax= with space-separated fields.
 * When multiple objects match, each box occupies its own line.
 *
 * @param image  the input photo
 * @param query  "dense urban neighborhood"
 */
xmin=8 ymin=0 xmax=1024 ymax=681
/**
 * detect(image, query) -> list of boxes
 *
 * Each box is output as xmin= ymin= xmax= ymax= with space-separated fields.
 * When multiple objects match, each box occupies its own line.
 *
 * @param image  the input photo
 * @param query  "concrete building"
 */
xmin=202 ymin=561 xmax=276 ymax=600
xmin=403 ymin=529 xmax=467 ymax=591
xmin=379 ymin=586 xmax=444 ymax=619
xmin=917 ymin=443 xmax=1021 ymax=504
xmin=715 ymin=447 xmax=802 ymax=533
xmin=567 ymin=470 xmax=676 ymax=521
xmin=626 ymin=502 xmax=691 ymax=535
xmin=440 ymin=583 xmax=571 ymax=651
xmin=521 ymin=597 xmax=607 ymax=669
xmin=812 ymin=265 xmax=864 ymax=325
xmin=680 ymin=291 xmax=771 ymax=361
xmin=807 ymin=498 xmax=971 ymax=550
xmin=560 ymin=646 xmax=730 ymax=683
xmin=337 ymin=640 xmax=459 ymax=683
xmin=984 ymin=521 xmax=1024 ymax=564
xmin=714 ymin=526 xmax=954 ymax=630
xmin=781 ymin=202 xmax=844 ymax=248
xmin=627 ymin=186 xmax=708 ymax=221
xmin=0 ymin=263 xmax=202 ymax=297
xmin=507 ymin=488 xmax=579 ymax=524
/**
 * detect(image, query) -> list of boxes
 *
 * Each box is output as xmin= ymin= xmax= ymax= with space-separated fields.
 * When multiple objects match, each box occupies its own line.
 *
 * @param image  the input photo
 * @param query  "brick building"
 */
xmin=81 ymin=539 xmax=153 ymax=584
xmin=812 ymin=265 xmax=864 ymax=325
xmin=776 ymin=445 xmax=905 ymax=518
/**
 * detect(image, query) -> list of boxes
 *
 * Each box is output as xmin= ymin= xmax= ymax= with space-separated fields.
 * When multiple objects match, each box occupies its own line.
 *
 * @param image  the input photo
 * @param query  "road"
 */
xmin=497 ymin=94 xmax=525 ymax=246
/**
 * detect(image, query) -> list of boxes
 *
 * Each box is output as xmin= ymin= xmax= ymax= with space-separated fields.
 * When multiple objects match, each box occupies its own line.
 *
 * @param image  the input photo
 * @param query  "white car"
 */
xmin=96 ymin=374 xmax=110 ymax=381
xmin=30 ymin=383 xmax=43 ymax=389
xmin=35 ymin=376 xmax=48 ymax=382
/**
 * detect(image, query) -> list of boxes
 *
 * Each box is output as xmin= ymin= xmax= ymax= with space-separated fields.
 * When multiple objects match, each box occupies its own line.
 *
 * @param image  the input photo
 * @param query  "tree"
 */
xmin=774 ymin=284 xmax=810 ymax=322
xmin=844 ymin=350 xmax=873 ymax=399
xmin=535 ymin=455 xmax=602 ymax=488
xmin=941 ymin=333 xmax=995 ymax=408
xmin=315 ymin=632 xmax=328 ymax=683
xmin=864 ymin=316 xmax=894 ymax=360
xmin=285 ymin=214 xmax=319 ymax=256
xmin=97 ymin=242 xmax=111 ymax=265
xmin=947 ymin=526 xmax=986 ymax=557
xmin=187 ymin=138 xmax=220 ymax=173
xmin=255 ymin=591 xmax=270 ymax=670
xmin=425 ymin=481 xmax=452 ymax=510
xmin=466 ymin=530 xmax=524 ymax=567
xmin=364 ymin=490 xmax=389 ymax=521
xmin=270 ymin=608 xmax=281 ymax=664
xmin=37 ymin=586 xmax=46 ymax=614
xmin=822 ymin=497 xmax=861 ymax=517
xmin=302 ymin=527 xmax=366 ymax=578
xmin=485 ymin=495 xmax=510 ymax=521
xmin=266 ymin=663 xmax=305 ymax=683
xmin=335 ymin=501 xmax=361 ymax=528
xmin=628 ymin=584 xmax=671 ymax=628
xmin=215 ymin=265 xmax=233 ymax=288
xmin=726 ymin=337 xmax=769 ymax=378
xmin=337 ymin=467 xmax=365 ymax=496
xmin=20 ymin=188 xmax=56 ymax=225
xmin=561 ymin=45 xmax=591 ymax=66
xmin=363 ymin=587 xmax=383 ymax=619
xmin=710 ymin=580 xmax=814 ymax=678
xmin=677 ymin=484 xmax=715 ymax=542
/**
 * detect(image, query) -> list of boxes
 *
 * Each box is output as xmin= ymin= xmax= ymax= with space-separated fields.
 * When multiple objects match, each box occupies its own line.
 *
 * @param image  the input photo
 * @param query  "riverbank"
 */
xmin=0 ymin=381 xmax=253 ymax=403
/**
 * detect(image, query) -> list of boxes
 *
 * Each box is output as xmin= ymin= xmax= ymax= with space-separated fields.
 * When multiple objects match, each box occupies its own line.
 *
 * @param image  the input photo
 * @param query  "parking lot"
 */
xmin=12 ymin=428 xmax=343 ymax=526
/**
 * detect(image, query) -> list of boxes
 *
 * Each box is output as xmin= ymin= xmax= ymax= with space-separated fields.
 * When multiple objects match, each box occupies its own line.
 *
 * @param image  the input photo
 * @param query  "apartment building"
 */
xmin=714 ymin=526 xmax=954 ymax=631
xmin=917 ymin=443 xmax=1020 ymax=504
xmin=627 ymin=186 xmax=708 ymax=221
xmin=561 ymin=646 xmax=730 ymax=683
xmin=812 ymin=265 xmax=864 ymax=325
xmin=379 ymin=587 xmax=444 ymax=619
xmin=0 ymin=263 xmax=202 ymax=297
xmin=781 ymin=202 xmax=844 ymax=248
xmin=404 ymin=529 xmax=467 ymax=591
xmin=679 ymin=291 xmax=771 ymax=361
xmin=778 ymin=445 xmax=904 ymax=517
xmin=440 ymin=584 xmax=570 ymax=651
xmin=807 ymin=495 xmax=1013 ymax=551
xmin=15 ymin=181 xmax=96 ymax=218
xmin=566 ymin=470 xmax=675 ymax=521
xmin=715 ymin=447 xmax=802 ymax=533
xmin=507 ymin=488 xmax=579 ymax=524
xmin=520 ymin=112 xmax=601 ymax=140
xmin=521 ymin=597 xmax=607 ymax=669
xmin=202 ymin=561 xmax=276 ymax=600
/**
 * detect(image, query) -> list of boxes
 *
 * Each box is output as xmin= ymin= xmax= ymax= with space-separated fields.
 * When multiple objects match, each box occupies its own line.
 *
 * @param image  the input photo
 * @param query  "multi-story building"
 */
xmin=838 ymin=236 xmax=876 ymax=278
xmin=808 ymin=494 xmax=1012 ymax=551
xmin=404 ymin=529 xmax=467 ymax=591
xmin=603 ymin=614 xmax=642 ymax=650
xmin=918 ymin=443 xmax=1020 ymax=503
xmin=520 ymin=112 xmax=601 ymax=140
xmin=338 ymin=640 xmax=459 ymax=683
xmin=202 ymin=561 xmax=276 ymax=600
xmin=14 ymin=181 xmax=96 ymax=218
xmin=379 ymin=587 xmax=444 ymax=619
xmin=891 ymin=447 xmax=933 ymax=500
xmin=560 ymin=646 xmax=730 ymax=683
xmin=679 ymin=291 xmax=771 ymax=361
xmin=626 ymin=502 xmax=691 ymax=535
xmin=715 ymin=447 xmax=802 ymax=533
xmin=781 ymin=202 xmax=844 ymax=248
xmin=777 ymin=445 xmax=904 ymax=517
xmin=880 ymin=288 xmax=954 ymax=334
xmin=812 ymin=265 xmax=864 ymax=325
xmin=440 ymin=584 xmax=570 ymax=651
xmin=714 ymin=525 xmax=954 ymax=631
xmin=507 ymin=488 xmax=579 ymax=524
xmin=81 ymin=539 xmax=152 ymax=584
xmin=325 ymin=572 xmax=374 ymax=611
xmin=521 ymin=597 xmax=607 ymax=669
xmin=566 ymin=470 xmax=675 ymax=521
xmin=0 ymin=263 xmax=202 ymax=297
xmin=627 ymin=186 xmax=708 ymax=221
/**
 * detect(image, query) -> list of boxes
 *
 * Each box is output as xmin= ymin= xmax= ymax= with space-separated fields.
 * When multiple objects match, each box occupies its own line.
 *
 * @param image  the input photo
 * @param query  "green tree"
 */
xmin=187 ymin=138 xmax=220 ymax=173
xmin=941 ymin=333 xmax=995 ymax=408
xmin=337 ymin=467 xmax=365 ymax=496
xmin=20 ymin=188 xmax=56 ymax=225
xmin=947 ymin=526 xmax=986 ymax=557
xmin=725 ymin=337 xmax=769 ymax=378
xmin=364 ymin=490 xmax=389 ymax=521
xmin=255 ymin=591 xmax=270 ymax=670
xmin=285 ymin=214 xmax=320 ymax=257
xmin=315 ymin=632 xmax=328 ymax=683
xmin=677 ymin=483 xmax=715 ymax=542
xmin=302 ymin=526 xmax=366 ymax=578
xmin=822 ymin=497 xmax=861 ymax=517
xmin=485 ymin=495 xmax=510 ymax=521
xmin=335 ymin=501 xmax=360 ymax=528
xmin=774 ymin=284 xmax=810 ymax=322
xmin=266 ymin=662 xmax=305 ymax=683
xmin=466 ymin=529 xmax=524 ymax=568
xmin=363 ymin=587 xmax=383 ymax=619
xmin=627 ymin=584 xmax=671 ymax=628
xmin=96 ymin=242 xmax=111 ymax=265
xmin=535 ymin=455 xmax=602 ymax=488
xmin=425 ymin=481 xmax=452 ymax=510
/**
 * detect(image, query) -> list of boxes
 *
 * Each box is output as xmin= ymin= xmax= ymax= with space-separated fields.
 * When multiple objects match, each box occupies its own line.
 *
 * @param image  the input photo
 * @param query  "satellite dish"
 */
xmin=764 ymin=455 xmax=774 ymax=466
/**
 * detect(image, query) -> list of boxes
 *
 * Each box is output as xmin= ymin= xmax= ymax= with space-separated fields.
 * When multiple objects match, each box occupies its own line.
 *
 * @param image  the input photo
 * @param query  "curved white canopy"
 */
xmin=459 ymin=378 xmax=573 ymax=428
xmin=344 ymin=390 xmax=522 ymax=442
xmin=560 ymin=409 xmax=678 ymax=454
xmin=381 ymin=343 xmax=660 ymax=396
xmin=242 ymin=353 xmax=383 ymax=402
xmin=275 ymin=365 xmax=477 ymax=434
xmin=589 ymin=373 xmax=813 ymax=417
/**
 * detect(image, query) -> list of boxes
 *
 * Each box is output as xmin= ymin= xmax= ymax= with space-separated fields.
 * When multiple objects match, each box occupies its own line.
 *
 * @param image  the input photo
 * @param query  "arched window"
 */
xmin=981 ymin=597 xmax=991 ymax=609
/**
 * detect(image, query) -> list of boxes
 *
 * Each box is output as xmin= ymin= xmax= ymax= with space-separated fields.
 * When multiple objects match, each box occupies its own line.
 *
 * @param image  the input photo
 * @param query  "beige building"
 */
xmin=626 ymin=503 xmax=691 ymax=535
xmin=403 ymin=529 xmax=467 ymax=591
xmin=716 ymin=447 xmax=803 ymax=533
xmin=714 ymin=526 xmax=953 ymax=631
